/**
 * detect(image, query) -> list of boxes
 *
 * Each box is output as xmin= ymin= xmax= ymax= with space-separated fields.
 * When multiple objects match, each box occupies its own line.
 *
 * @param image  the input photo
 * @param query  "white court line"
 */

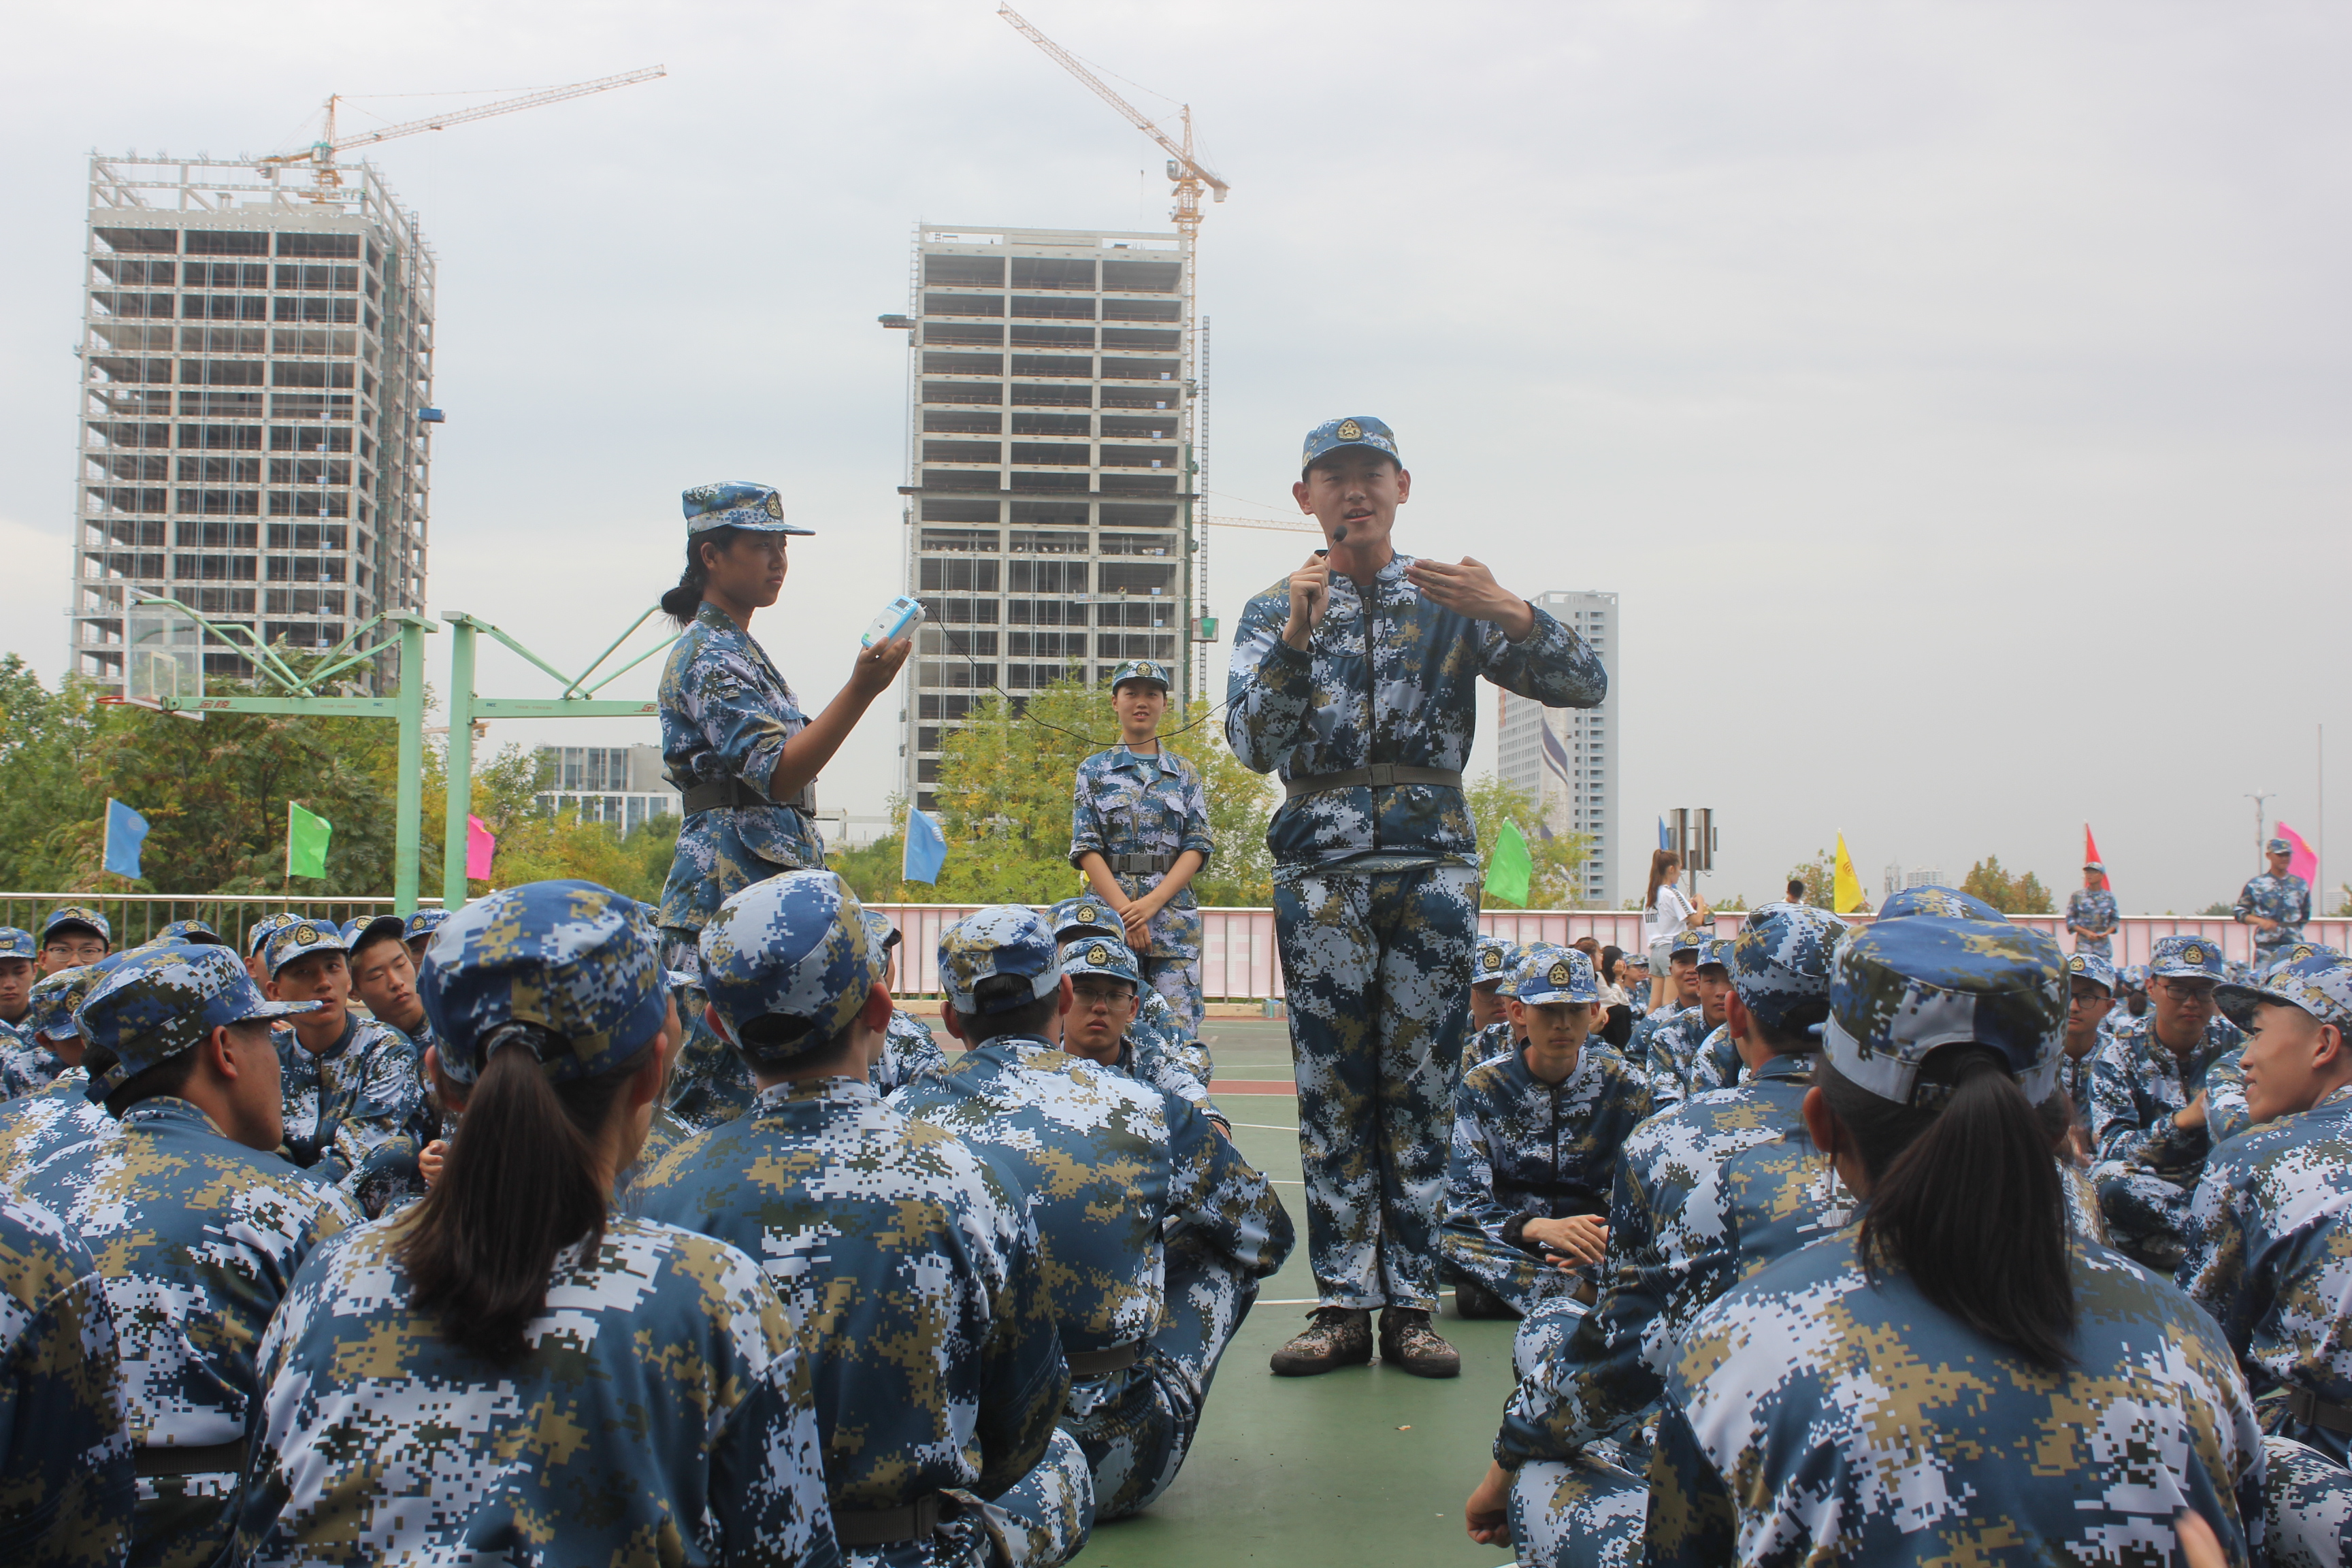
xmin=1230 ymin=1122 xmax=1298 ymax=1132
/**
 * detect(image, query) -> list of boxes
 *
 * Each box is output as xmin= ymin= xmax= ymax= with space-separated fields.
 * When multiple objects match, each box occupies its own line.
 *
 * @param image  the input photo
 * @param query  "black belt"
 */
xmin=1065 ymin=1341 xmax=1141 ymax=1377
xmin=832 ymin=1492 xmax=945 ymax=1547
xmin=2286 ymin=1386 xmax=2352 ymax=1434
xmin=681 ymin=777 xmax=815 ymax=816
xmin=137 ymin=1439 xmax=247 ymax=1477
xmin=1109 ymin=852 xmax=1175 ymax=875
xmin=1282 ymin=765 xmax=1463 ymax=802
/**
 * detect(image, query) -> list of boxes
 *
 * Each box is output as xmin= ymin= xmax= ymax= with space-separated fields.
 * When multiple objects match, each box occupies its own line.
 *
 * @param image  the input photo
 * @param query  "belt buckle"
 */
xmin=1367 ymin=764 xmax=1394 ymax=787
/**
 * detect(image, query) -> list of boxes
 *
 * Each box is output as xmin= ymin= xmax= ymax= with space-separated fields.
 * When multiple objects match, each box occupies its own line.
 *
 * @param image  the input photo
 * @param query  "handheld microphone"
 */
xmin=1334 ymin=523 xmax=1350 ymax=544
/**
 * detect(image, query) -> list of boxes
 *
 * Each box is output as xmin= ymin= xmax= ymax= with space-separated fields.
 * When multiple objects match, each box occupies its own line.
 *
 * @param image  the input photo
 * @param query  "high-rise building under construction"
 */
xmin=892 ymin=223 xmax=1197 ymax=814
xmin=1497 ymin=589 xmax=1618 ymax=906
xmin=69 ymin=152 xmax=434 ymax=690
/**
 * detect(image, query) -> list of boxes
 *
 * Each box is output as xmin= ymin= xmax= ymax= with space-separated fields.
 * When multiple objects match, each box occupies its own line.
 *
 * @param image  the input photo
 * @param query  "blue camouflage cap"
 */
xmin=1493 ymin=945 xmax=1533 ymax=997
xmin=154 ymin=919 xmax=227 ymax=948
xmin=1109 ymin=659 xmax=1171 ymax=693
xmin=683 ymin=480 xmax=812 ymax=537
xmin=2217 ymin=953 xmax=2352 ymax=1034
xmin=2267 ymin=837 xmax=2293 ymax=857
xmin=1471 ymin=933 xmax=1514 ymax=987
xmin=264 ymin=917 xmax=347 ymax=980
xmin=78 ymin=944 xmax=319 ymax=1101
xmin=1060 ymin=934 xmax=1141 ymax=989
xmin=419 ymin=879 xmax=668 ymax=1086
xmin=2262 ymin=940 xmax=2341 ymax=979
xmin=699 ymin=872 xmax=878 ymax=1065
xmin=1047 ymin=893 xmax=1123 ymax=943
xmin=403 ymin=909 xmax=449 ymax=943
xmin=1299 ymin=416 xmax=1400 ymax=474
xmin=246 ymin=912 xmax=295 ymax=956
xmin=0 ymin=928 xmax=33 ymax=962
xmin=2064 ymin=950 xmax=2116 ymax=996
xmin=1729 ymin=904 xmax=1847 ymax=1033
xmin=938 ymin=905 xmax=1061 ymax=1017
xmin=1878 ymin=885 xmax=2007 ymax=924
xmin=1515 ymin=945 xmax=1598 ymax=1007
xmin=25 ymin=959 xmax=125 ymax=1043
xmin=856 ymin=908 xmax=903 ymax=979
xmin=1693 ymin=936 xmax=1734 ymax=973
xmin=336 ymin=917 xmax=365 ymax=945
xmin=2149 ymin=934 xmax=2226 ymax=983
xmin=1823 ymin=916 xmax=2067 ymax=1108
xmin=1667 ymin=927 xmax=1708 ymax=961
xmin=41 ymin=906 xmax=110 ymax=945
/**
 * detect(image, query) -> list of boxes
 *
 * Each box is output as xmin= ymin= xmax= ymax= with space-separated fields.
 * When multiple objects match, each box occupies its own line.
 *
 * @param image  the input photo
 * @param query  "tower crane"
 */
xmin=259 ymin=65 xmax=666 ymax=201
xmin=995 ymin=6 xmax=1227 ymax=240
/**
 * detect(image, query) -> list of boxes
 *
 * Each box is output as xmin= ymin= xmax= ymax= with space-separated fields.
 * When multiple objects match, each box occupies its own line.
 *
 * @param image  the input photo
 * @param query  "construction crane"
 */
xmin=259 ymin=65 xmax=666 ymax=201
xmin=996 ymin=5 xmax=1228 ymax=240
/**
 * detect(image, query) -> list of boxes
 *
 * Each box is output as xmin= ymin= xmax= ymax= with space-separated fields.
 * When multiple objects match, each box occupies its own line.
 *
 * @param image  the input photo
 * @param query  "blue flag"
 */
xmin=104 ymin=799 xmax=150 ymax=879
xmin=902 ymin=806 xmax=947 ymax=885
xmin=1658 ymin=817 xmax=1671 ymax=851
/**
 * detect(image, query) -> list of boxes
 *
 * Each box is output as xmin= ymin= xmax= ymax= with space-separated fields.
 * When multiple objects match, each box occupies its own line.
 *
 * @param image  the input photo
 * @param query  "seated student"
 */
xmin=1 ymin=960 xmax=106 ymax=1101
xmin=16 ymin=941 xmax=357 ymax=1568
xmin=1056 ymin=933 xmax=1228 ymax=1135
xmin=1047 ymin=895 xmax=1211 ymax=1085
xmin=1641 ymin=915 xmax=2268 ymax=1565
xmin=2090 ymin=934 xmax=2247 ymax=1271
xmin=896 ymin=906 xmax=1292 ymax=1519
xmin=1467 ymin=906 xmax=1849 ymax=1565
xmin=1643 ymin=935 xmax=1732 ymax=1116
xmin=0 ymin=927 xmax=36 ymax=1055
xmin=261 ymin=919 xmax=432 ymax=1218
xmin=239 ymin=913 xmax=293 ymax=985
xmin=0 ymin=960 xmax=127 ymax=1192
xmin=1443 ymin=946 xmax=1652 ymax=1325
xmin=1461 ymin=933 xmax=1519 ymax=1083
xmin=2055 ymin=951 xmax=2116 ymax=1160
xmin=858 ymin=909 xmax=952 ymax=1095
xmin=238 ymin=880 xmax=839 ymax=1568
xmin=636 ymin=873 xmax=1090 ymax=1567
xmin=35 ymin=906 xmax=110 ymax=979
xmin=1629 ymin=932 xmax=1703 ymax=1092
xmin=0 ymin=1188 xmax=134 ymax=1567
xmin=2196 ymin=942 xmax=2341 ymax=1152
xmin=1679 ymin=935 xmax=1754 ymax=1101
xmin=399 ymin=907 xmax=447 ymax=970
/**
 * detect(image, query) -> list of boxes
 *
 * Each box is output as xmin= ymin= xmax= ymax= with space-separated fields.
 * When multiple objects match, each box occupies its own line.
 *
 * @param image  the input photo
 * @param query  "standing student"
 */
xmin=2236 ymin=837 xmax=2314 ymax=971
xmin=1226 ymin=416 xmax=1607 ymax=1379
xmin=655 ymin=480 xmax=911 ymax=1129
xmin=1070 ymin=658 xmax=1215 ymax=1033
xmin=1642 ymin=852 xmax=1707 ymax=955
xmin=2066 ymin=860 xmax=2120 ymax=958
xmin=238 ymin=880 xmax=840 ymax=1568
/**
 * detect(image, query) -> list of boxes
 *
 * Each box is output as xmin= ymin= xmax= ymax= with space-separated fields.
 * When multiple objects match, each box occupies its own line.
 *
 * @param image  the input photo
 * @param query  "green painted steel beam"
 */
xmin=467 ymin=698 xmax=660 ymax=718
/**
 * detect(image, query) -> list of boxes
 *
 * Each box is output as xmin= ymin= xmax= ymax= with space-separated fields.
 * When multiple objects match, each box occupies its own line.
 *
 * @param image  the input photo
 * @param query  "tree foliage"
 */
xmin=1961 ymin=855 xmax=2055 ymax=915
xmin=1462 ymin=774 xmax=1590 ymax=909
xmin=1787 ymin=849 xmax=1837 ymax=911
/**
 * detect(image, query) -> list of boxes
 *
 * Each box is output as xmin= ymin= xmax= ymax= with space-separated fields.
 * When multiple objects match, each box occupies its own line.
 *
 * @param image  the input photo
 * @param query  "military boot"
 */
xmin=1268 ymin=1306 xmax=1373 ymax=1376
xmin=1378 ymin=1307 xmax=1460 ymax=1378
xmin=1450 ymin=1277 xmax=1519 ymax=1320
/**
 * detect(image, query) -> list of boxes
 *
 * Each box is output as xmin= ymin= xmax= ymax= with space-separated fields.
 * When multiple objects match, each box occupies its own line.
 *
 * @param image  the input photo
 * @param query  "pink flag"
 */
xmin=466 ymin=814 xmax=497 ymax=880
xmin=2276 ymin=823 xmax=2319 ymax=887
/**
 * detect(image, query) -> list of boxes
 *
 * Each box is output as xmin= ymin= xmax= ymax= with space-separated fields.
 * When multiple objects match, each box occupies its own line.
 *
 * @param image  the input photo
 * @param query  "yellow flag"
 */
xmin=1832 ymin=832 xmax=1866 ymax=914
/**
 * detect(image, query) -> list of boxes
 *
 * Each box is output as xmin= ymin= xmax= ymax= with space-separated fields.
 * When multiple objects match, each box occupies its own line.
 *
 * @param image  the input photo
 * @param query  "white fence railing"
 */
xmin=0 ymin=892 xmax=446 ymax=953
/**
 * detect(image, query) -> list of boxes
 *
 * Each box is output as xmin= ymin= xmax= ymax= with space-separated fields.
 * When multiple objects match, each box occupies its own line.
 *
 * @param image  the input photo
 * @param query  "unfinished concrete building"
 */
xmin=1497 ymin=590 xmax=1619 ymax=906
xmin=70 ymin=152 xmax=434 ymax=691
xmin=891 ymin=223 xmax=1197 ymax=815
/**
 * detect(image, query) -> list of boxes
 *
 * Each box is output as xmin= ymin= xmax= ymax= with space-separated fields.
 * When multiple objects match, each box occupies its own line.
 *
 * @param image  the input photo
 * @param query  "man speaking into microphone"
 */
xmin=1225 ymin=416 xmax=1609 ymax=1379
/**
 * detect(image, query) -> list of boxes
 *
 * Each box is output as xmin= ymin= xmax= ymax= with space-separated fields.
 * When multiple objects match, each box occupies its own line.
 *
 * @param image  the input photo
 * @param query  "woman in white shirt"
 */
xmin=1641 ymin=851 xmax=1709 ymax=1009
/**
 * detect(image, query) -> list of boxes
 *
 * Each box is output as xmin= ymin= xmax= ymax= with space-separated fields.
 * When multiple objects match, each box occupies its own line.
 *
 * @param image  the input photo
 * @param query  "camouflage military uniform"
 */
xmin=896 ymin=1032 xmax=1292 ymax=1520
xmin=1637 ymin=1004 xmax=1707 ymax=1117
xmin=0 ymin=1192 xmax=134 ymax=1567
xmin=2261 ymin=1435 xmax=2352 ymax=1568
xmin=1458 ymin=1019 xmax=1518 ymax=1084
xmin=1682 ymin=1022 xmax=1741 ymax=1098
xmin=2237 ymin=868 xmax=2313 ymax=965
xmin=2089 ymin=1010 xmax=2245 ymax=1268
xmin=1 ymin=960 xmax=116 ymax=1103
xmin=1053 ymin=935 xmax=1226 ymax=1135
xmin=0 ymin=1071 xmax=117 ymax=1203
xmin=1069 ymin=742 xmax=1215 ymax=1032
xmin=637 ymin=1079 xmax=1091 ymax=1567
xmin=270 ymin=1013 xmax=427 ymax=1218
xmin=1441 ymin=1029 xmax=1652 ymax=1314
xmin=2065 ymin=884 xmax=2119 ymax=958
xmin=238 ymin=1213 xmax=841 ymax=1568
xmin=1050 ymin=898 xmax=1212 ymax=1087
xmin=875 ymin=1009 xmax=951 ymax=1098
xmin=1226 ymin=499 xmax=1605 ymax=1311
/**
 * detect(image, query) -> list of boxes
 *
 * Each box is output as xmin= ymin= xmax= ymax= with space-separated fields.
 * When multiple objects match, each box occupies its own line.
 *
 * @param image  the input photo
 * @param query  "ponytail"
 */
xmin=395 ymin=1032 xmax=652 ymax=1361
xmin=1818 ymin=1050 xmax=2076 ymax=1370
xmin=661 ymin=527 xmax=747 ymax=626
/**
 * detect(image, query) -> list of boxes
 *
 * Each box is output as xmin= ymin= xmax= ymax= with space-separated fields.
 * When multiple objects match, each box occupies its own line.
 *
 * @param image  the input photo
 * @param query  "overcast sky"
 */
xmin=3 ymin=0 xmax=2346 ymax=913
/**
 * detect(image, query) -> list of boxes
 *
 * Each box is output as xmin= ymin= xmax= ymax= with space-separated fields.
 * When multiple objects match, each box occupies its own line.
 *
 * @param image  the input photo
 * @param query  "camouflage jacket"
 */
xmin=16 ymin=1097 xmax=356 ymax=1567
xmin=0 ymin=1070 xmax=116 ymax=1200
xmin=2065 ymin=887 xmax=2119 ymax=945
xmin=1068 ymin=745 xmax=1213 ymax=959
xmin=2090 ymin=1013 xmax=2245 ymax=1180
xmin=1224 ymin=555 xmax=1606 ymax=870
xmin=634 ymin=1077 xmax=1070 ymax=1510
xmin=1445 ymin=1044 xmax=1652 ymax=1252
xmin=272 ymin=1015 xmax=429 ymax=1218
xmin=1102 ymin=1029 xmax=1226 ymax=1133
xmin=1640 ymin=1006 xmax=1709 ymax=1115
xmin=2235 ymin=872 xmax=2312 ymax=949
xmin=2055 ymin=1045 xmax=2098 ymax=1134
xmin=1683 ymin=1023 xmax=1741 ymax=1098
xmin=1648 ymin=1231 xmax=2266 ymax=1567
xmin=2179 ymin=1083 xmax=2352 ymax=1464
xmin=873 ymin=1009 xmax=951 ymax=1098
xmin=1495 ymin=1054 xmax=1842 ymax=1463
xmin=0 ymin=1028 xmax=66 ymax=1102
xmin=894 ymin=1037 xmax=1293 ymax=1353
xmin=0 ymin=1193 xmax=135 ymax=1568
xmin=2202 ymin=1047 xmax=2255 ymax=1146
xmin=1131 ymin=988 xmax=1211 ymax=1084
xmin=657 ymin=602 xmax=826 ymax=934
xmin=238 ymin=1212 xmax=840 ymax=1568
xmin=612 ymin=1107 xmax=697 ymax=1211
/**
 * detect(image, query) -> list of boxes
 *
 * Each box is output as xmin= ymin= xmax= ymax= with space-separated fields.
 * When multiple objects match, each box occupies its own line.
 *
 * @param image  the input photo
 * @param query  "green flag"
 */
xmin=1484 ymin=819 xmax=1533 ymax=906
xmin=287 ymin=800 xmax=332 ymax=879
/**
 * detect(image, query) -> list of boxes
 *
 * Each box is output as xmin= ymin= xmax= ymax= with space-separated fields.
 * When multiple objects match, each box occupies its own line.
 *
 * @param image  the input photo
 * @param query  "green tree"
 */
xmin=1788 ymin=849 xmax=1836 ymax=909
xmin=1961 ymin=855 xmax=2055 ymax=915
xmin=1463 ymin=774 xmax=1589 ymax=908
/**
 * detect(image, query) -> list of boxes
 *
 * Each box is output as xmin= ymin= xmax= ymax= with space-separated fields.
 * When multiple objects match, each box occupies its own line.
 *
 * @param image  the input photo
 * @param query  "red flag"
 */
xmin=2083 ymin=823 xmax=2109 ymax=894
xmin=465 ymin=814 xmax=497 ymax=881
xmin=2277 ymin=823 xmax=2319 ymax=887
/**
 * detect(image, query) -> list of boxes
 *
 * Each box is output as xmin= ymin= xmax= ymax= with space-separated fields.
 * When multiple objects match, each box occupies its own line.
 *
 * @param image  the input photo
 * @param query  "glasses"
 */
xmin=44 ymin=941 xmax=107 ymax=963
xmin=2159 ymin=980 xmax=2217 ymax=1002
xmin=1071 ymin=984 xmax=1133 ymax=1011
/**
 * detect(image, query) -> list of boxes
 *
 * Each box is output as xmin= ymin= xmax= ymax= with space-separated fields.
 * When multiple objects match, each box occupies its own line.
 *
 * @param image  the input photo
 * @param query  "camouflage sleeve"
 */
xmin=0 ymin=1205 xmax=135 ymax=1567
xmin=1134 ymin=1044 xmax=1226 ymax=1132
xmin=2176 ymin=1152 xmax=2260 ymax=1358
xmin=1475 ymin=604 xmax=1607 ymax=710
xmin=2204 ymin=1049 xmax=2252 ymax=1145
xmin=1177 ymin=757 xmax=1214 ymax=862
xmin=1164 ymin=1098 xmax=1294 ymax=1277
xmin=1644 ymin=1028 xmax=1687 ymax=1118
xmin=970 ymin=1196 xmax=1073 ymax=1500
xmin=1641 ymin=1399 xmax=1738 ymax=1568
xmin=1440 ymin=1094 xmax=1531 ymax=1299
xmin=1068 ymin=756 xmax=1107 ymax=868
xmin=2089 ymin=1036 xmax=2159 ymax=1168
xmin=707 ymin=1332 xmax=843 ymax=1568
xmin=1222 ymin=589 xmax=1315 ymax=776
xmin=686 ymin=646 xmax=797 ymax=802
xmin=2234 ymin=879 xmax=2259 ymax=925
xmin=314 ymin=1032 xmax=427 ymax=1213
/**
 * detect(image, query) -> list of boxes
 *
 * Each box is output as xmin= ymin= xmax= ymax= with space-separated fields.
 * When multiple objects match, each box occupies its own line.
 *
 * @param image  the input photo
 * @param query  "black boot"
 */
xmin=1378 ymin=1306 xmax=1461 ymax=1378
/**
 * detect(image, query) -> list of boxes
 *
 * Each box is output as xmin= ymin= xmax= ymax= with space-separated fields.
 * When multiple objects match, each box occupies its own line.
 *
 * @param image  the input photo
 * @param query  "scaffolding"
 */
xmin=70 ymin=152 xmax=436 ymax=692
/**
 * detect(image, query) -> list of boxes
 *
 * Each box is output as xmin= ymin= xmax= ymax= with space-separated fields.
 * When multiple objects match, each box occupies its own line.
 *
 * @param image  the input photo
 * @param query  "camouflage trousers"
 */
xmin=1142 ymin=955 xmax=1204 ymax=1036
xmin=1511 ymin=1291 xmax=1593 ymax=1386
xmin=2089 ymin=1164 xmax=2193 ymax=1272
xmin=859 ymin=1428 xmax=1094 ymax=1568
xmin=1443 ymin=1218 xmax=1594 ymax=1320
xmin=2263 ymin=1435 xmax=2352 ymax=1568
xmin=1060 ymin=1228 xmax=1258 ymax=1520
xmin=659 ymin=931 xmax=757 ymax=1132
xmin=139 ymin=1468 xmax=243 ymax=1568
xmin=1508 ymin=1444 xmax=1649 ymax=1568
xmin=1274 ymin=864 xmax=1479 ymax=1311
